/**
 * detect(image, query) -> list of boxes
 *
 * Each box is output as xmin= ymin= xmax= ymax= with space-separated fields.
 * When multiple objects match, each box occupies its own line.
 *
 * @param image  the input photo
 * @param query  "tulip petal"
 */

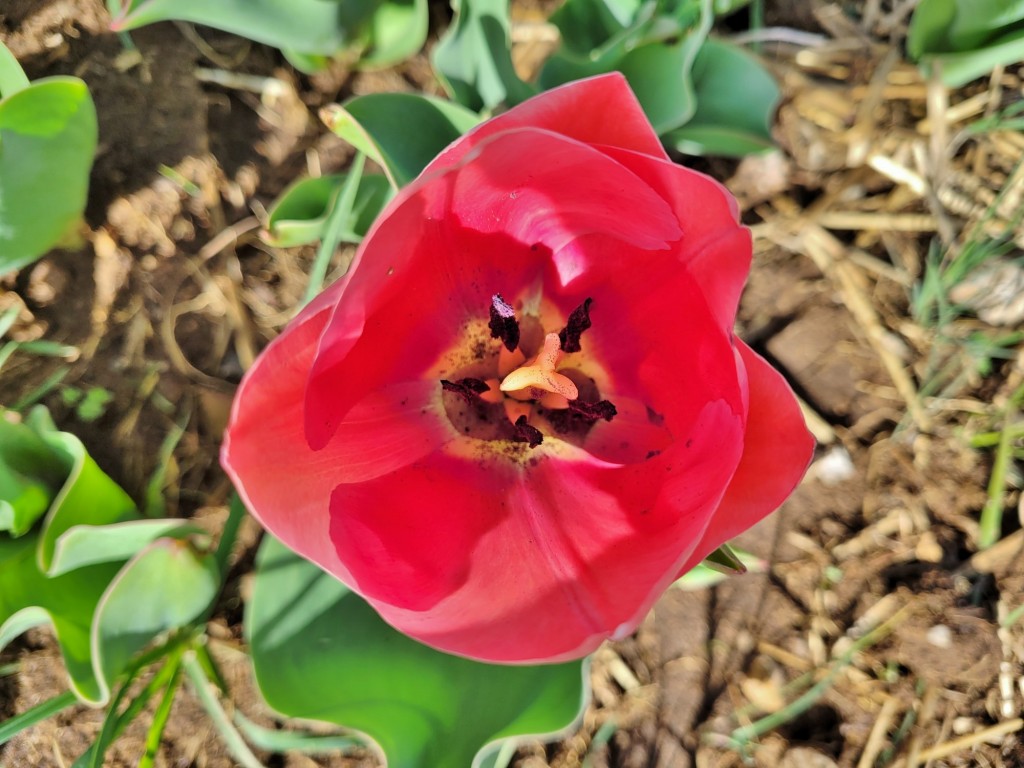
xmin=677 ymin=341 xmax=815 ymax=574
xmin=597 ymin=147 xmax=750 ymax=333
xmin=425 ymin=73 xmax=668 ymax=178
xmin=304 ymin=129 xmax=682 ymax=450
xmin=336 ymin=396 xmax=743 ymax=663
xmin=222 ymin=301 xmax=454 ymax=588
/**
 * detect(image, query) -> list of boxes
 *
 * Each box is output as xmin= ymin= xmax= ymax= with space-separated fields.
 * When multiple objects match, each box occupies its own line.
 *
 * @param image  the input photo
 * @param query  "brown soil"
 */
xmin=3 ymin=1 xmax=1024 ymax=767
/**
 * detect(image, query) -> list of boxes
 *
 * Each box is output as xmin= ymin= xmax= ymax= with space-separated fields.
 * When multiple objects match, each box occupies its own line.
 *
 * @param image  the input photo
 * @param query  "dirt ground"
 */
xmin=2 ymin=1 xmax=1024 ymax=766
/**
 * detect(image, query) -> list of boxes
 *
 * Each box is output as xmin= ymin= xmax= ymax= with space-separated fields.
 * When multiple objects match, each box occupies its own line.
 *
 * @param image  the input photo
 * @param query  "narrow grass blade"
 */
xmin=0 ymin=689 xmax=78 ymax=745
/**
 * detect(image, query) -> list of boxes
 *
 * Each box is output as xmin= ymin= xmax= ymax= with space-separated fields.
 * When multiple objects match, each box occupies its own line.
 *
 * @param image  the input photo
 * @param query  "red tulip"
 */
xmin=222 ymin=74 xmax=814 ymax=663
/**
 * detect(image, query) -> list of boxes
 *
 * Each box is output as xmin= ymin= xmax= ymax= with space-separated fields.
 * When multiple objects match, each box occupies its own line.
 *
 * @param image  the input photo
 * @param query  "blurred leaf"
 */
xmin=917 ymin=32 xmax=1024 ymax=86
xmin=541 ymin=0 xmax=712 ymax=134
xmin=0 ymin=413 xmax=64 ymax=537
xmin=433 ymin=0 xmax=536 ymax=112
xmin=0 ymin=42 xmax=30 ymax=97
xmin=92 ymin=538 xmax=219 ymax=694
xmin=0 ymin=69 xmax=97 ymax=274
xmin=362 ymin=0 xmax=429 ymax=68
xmin=0 ymin=690 xmax=79 ymax=745
xmin=617 ymin=32 xmax=706 ymax=133
xmin=675 ymin=546 xmax=766 ymax=591
xmin=247 ymin=536 xmax=588 ymax=768
xmin=108 ymin=0 xmax=366 ymax=57
xmin=662 ymin=38 xmax=777 ymax=156
xmin=908 ymin=0 xmax=1024 ymax=54
xmin=234 ymin=710 xmax=363 ymax=754
xmin=713 ymin=0 xmax=751 ymax=13
xmin=108 ymin=0 xmax=428 ymax=71
xmin=548 ymin=0 xmax=641 ymax=54
xmin=908 ymin=0 xmax=1024 ymax=85
xmin=323 ymin=93 xmax=480 ymax=188
xmin=263 ymin=173 xmax=392 ymax=247
xmin=75 ymin=387 xmax=114 ymax=422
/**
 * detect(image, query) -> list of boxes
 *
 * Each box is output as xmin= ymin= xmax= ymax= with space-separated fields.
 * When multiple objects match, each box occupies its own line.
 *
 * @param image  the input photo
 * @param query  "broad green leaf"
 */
xmin=433 ymin=0 xmax=536 ymax=112
xmin=0 ymin=76 xmax=96 ymax=274
xmin=263 ymin=173 xmax=392 ymax=247
xmin=908 ymin=0 xmax=1024 ymax=55
xmin=548 ymin=0 xmax=641 ymax=54
xmin=662 ymin=37 xmax=778 ymax=156
xmin=92 ymin=538 xmax=219 ymax=696
xmin=0 ymin=532 xmax=122 ymax=702
xmin=324 ymin=93 xmax=481 ymax=188
xmin=541 ymin=0 xmax=712 ymax=134
xmin=109 ymin=0 xmax=429 ymax=71
xmin=362 ymin=0 xmax=430 ymax=68
xmin=247 ymin=536 xmax=588 ymax=768
xmin=0 ymin=413 xmax=64 ymax=537
xmin=917 ymin=31 xmax=1024 ymax=86
xmin=617 ymin=34 xmax=705 ymax=133
xmin=48 ymin=520 xmax=203 ymax=576
xmin=18 ymin=407 xmax=137 ymax=571
xmin=713 ymin=0 xmax=751 ymax=13
xmin=908 ymin=0 xmax=1024 ymax=84
xmin=108 ymin=0 xmax=368 ymax=57
xmin=0 ymin=42 xmax=30 ymax=97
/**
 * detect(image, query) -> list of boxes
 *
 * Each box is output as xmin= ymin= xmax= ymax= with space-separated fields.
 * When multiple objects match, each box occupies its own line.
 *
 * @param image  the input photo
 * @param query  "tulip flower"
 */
xmin=222 ymin=73 xmax=814 ymax=663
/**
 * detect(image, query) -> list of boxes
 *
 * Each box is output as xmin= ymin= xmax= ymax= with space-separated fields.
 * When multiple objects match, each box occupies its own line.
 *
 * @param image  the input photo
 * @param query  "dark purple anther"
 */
xmin=488 ymin=294 xmax=520 ymax=352
xmin=558 ymin=298 xmax=593 ymax=353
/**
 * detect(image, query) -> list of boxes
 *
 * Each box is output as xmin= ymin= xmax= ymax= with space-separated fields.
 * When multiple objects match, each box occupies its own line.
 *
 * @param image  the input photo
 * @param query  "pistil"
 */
xmin=499 ymin=333 xmax=579 ymax=402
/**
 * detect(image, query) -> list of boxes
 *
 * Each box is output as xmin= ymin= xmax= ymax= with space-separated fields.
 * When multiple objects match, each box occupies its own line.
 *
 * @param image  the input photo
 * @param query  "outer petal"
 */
xmin=221 ymin=300 xmax=455 ymax=588
xmin=677 ymin=341 xmax=815 ymax=574
xmin=424 ymin=73 xmax=669 ymax=178
xmin=304 ymin=128 xmax=681 ymax=450
xmin=329 ymin=397 xmax=744 ymax=663
xmin=594 ymin=147 xmax=749 ymax=333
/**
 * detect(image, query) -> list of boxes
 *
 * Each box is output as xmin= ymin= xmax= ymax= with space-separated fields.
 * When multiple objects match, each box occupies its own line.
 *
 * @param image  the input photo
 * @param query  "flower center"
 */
xmin=439 ymin=294 xmax=616 ymax=449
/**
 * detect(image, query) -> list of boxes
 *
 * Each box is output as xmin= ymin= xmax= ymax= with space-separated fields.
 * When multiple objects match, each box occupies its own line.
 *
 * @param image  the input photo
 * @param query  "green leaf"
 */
xmin=547 ymin=0 xmax=641 ymax=54
xmin=540 ymin=0 xmax=712 ymax=134
xmin=20 ymin=407 xmax=137 ymax=571
xmin=0 ymin=413 xmax=64 ymax=537
xmin=908 ymin=0 xmax=1024 ymax=55
xmin=0 ymin=689 xmax=78 ymax=746
xmin=108 ymin=0 xmax=429 ymax=71
xmin=674 ymin=546 xmax=767 ymax=591
xmin=0 ymin=42 xmax=30 ymax=99
xmin=433 ymin=0 xmax=537 ymax=112
xmin=263 ymin=173 xmax=392 ymax=247
xmin=323 ymin=93 xmax=481 ymax=188
xmin=0 ymin=532 xmax=123 ymax=703
xmin=234 ymin=710 xmax=363 ymax=754
xmin=0 ymin=75 xmax=97 ymax=274
xmin=91 ymin=538 xmax=219 ymax=695
xmin=917 ymin=30 xmax=1024 ymax=87
xmin=246 ymin=536 xmax=588 ymax=768
xmin=362 ymin=0 xmax=430 ymax=68
xmin=617 ymin=34 xmax=706 ymax=133
xmin=907 ymin=0 xmax=1024 ymax=84
xmin=662 ymin=38 xmax=778 ymax=156
xmin=108 ymin=0 xmax=368 ymax=57
xmin=48 ymin=520 xmax=203 ymax=576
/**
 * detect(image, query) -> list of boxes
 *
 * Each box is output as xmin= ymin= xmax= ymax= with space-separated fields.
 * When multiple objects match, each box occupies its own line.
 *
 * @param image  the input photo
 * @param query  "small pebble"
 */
xmin=926 ymin=624 xmax=953 ymax=649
